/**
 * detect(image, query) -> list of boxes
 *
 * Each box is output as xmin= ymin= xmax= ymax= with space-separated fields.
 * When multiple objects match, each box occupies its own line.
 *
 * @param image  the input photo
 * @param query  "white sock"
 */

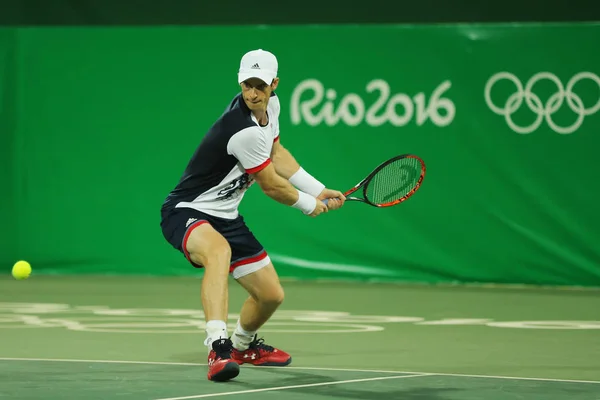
xmin=204 ymin=320 xmax=228 ymax=352
xmin=231 ymin=320 xmax=257 ymax=351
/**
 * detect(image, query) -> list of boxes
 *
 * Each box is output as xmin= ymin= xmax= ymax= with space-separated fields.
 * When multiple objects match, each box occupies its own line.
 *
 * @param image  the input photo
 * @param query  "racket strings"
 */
xmin=366 ymin=158 xmax=421 ymax=205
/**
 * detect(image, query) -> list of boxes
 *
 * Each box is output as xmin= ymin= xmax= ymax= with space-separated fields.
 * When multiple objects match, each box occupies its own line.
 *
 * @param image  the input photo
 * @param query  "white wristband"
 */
xmin=289 ymin=167 xmax=325 ymax=197
xmin=292 ymin=190 xmax=317 ymax=215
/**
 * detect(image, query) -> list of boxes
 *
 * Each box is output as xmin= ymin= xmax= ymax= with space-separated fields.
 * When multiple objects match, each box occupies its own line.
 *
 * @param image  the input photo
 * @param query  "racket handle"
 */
xmin=323 ymin=198 xmax=342 ymax=205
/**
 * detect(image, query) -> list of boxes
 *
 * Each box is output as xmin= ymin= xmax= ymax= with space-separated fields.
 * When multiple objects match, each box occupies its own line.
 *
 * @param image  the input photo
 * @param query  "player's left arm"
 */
xmin=271 ymin=139 xmax=346 ymax=210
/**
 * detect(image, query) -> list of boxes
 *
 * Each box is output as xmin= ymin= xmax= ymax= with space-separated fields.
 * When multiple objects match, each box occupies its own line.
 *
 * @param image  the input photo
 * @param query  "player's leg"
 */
xmin=230 ymin=263 xmax=292 ymax=366
xmin=185 ymin=223 xmax=231 ymax=340
xmin=235 ymin=263 xmax=284 ymax=333
xmin=160 ymin=208 xmax=239 ymax=381
xmin=220 ymin=217 xmax=291 ymax=366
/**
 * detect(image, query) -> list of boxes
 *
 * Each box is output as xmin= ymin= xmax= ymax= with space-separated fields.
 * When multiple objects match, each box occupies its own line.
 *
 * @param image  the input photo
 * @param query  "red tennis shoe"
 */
xmin=207 ymin=338 xmax=240 ymax=382
xmin=231 ymin=335 xmax=292 ymax=366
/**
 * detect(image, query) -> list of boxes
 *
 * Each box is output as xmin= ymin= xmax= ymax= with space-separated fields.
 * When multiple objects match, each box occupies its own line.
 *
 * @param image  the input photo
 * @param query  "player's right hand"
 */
xmin=308 ymin=199 xmax=328 ymax=217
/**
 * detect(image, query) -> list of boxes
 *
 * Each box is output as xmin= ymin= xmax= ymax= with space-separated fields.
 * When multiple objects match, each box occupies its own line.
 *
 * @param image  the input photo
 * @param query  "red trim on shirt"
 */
xmin=273 ymin=135 xmax=280 ymax=143
xmin=246 ymin=159 xmax=271 ymax=174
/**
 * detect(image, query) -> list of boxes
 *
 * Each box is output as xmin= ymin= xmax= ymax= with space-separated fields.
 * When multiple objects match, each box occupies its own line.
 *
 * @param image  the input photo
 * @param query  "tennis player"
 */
xmin=160 ymin=49 xmax=346 ymax=381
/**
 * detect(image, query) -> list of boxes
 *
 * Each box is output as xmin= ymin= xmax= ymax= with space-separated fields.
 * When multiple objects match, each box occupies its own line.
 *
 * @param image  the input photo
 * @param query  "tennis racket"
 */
xmin=323 ymin=154 xmax=426 ymax=208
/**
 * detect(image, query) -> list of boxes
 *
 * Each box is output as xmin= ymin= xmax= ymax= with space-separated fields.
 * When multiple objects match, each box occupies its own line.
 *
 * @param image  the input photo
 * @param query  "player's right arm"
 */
xmin=227 ymin=127 xmax=327 ymax=217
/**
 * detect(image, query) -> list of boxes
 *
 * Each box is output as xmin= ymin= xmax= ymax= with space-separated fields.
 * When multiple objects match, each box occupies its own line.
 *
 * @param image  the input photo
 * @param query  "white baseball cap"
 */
xmin=237 ymin=49 xmax=278 ymax=85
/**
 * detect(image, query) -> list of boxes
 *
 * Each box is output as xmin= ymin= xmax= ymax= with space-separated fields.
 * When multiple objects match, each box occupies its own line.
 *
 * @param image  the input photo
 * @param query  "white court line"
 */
xmin=0 ymin=357 xmax=202 ymax=367
xmin=153 ymin=374 xmax=431 ymax=400
xmin=1 ymin=357 xmax=599 ymax=384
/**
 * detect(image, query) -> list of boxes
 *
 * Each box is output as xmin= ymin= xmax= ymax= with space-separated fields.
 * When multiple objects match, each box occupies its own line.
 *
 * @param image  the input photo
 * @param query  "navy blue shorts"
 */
xmin=160 ymin=207 xmax=270 ymax=279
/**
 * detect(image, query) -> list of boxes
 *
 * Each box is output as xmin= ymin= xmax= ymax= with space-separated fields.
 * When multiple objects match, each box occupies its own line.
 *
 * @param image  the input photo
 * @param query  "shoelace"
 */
xmin=249 ymin=337 xmax=274 ymax=352
xmin=213 ymin=339 xmax=233 ymax=359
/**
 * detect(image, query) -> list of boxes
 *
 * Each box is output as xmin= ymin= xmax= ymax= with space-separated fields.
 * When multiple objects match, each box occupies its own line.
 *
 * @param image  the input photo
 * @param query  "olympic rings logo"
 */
xmin=485 ymin=72 xmax=600 ymax=134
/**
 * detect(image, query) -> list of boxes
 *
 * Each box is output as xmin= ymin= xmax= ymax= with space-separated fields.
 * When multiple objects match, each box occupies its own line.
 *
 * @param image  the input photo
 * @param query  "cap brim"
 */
xmin=238 ymin=70 xmax=276 ymax=85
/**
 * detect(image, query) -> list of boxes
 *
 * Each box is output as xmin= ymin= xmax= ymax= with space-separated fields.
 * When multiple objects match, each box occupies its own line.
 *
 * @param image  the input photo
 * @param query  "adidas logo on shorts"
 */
xmin=186 ymin=218 xmax=197 ymax=228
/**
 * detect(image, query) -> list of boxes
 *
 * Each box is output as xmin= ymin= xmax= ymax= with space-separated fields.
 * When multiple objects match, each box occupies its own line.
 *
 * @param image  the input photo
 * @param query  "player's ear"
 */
xmin=271 ymin=78 xmax=279 ymax=91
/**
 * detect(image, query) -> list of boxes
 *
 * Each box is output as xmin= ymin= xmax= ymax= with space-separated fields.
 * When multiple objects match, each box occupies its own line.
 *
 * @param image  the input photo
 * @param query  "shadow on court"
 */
xmin=233 ymin=368 xmax=462 ymax=400
xmin=231 ymin=368 xmax=599 ymax=400
xmin=286 ymin=386 xmax=461 ymax=400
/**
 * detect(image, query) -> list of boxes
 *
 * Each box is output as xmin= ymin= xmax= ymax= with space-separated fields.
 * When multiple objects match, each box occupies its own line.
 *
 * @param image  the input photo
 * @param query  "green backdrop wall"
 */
xmin=2 ymin=24 xmax=600 ymax=286
xmin=0 ymin=29 xmax=16 ymax=265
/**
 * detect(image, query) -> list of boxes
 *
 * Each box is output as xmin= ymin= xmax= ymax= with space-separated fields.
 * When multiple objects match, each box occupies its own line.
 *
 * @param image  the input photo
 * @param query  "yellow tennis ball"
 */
xmin=12 ymin=260 xmax=32 ymax=280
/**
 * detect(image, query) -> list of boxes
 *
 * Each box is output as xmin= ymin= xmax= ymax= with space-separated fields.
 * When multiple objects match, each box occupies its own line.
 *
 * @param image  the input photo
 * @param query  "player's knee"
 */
xmin=261 ymin=285 xmax=285 ymax=308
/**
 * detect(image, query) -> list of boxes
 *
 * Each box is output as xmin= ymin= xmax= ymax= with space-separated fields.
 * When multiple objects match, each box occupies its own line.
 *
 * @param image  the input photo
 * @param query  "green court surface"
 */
xmin=1 ymin=275 xmax=599 ymax=399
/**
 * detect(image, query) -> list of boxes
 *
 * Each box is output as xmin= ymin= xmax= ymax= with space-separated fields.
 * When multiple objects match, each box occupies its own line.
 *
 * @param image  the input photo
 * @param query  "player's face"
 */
xmin=241 ymin=78 xmax=279 ymax=111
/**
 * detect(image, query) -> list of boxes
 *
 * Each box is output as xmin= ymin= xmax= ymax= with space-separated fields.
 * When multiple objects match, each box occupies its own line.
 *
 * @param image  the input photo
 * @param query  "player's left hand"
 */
xmin=317 ymin=189 xmax=346 ymax=210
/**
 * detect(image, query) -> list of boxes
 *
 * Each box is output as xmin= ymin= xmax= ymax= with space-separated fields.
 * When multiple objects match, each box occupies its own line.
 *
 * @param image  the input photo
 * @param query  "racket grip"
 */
xmin=323 ymin=198 xmax=342 ymax=205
